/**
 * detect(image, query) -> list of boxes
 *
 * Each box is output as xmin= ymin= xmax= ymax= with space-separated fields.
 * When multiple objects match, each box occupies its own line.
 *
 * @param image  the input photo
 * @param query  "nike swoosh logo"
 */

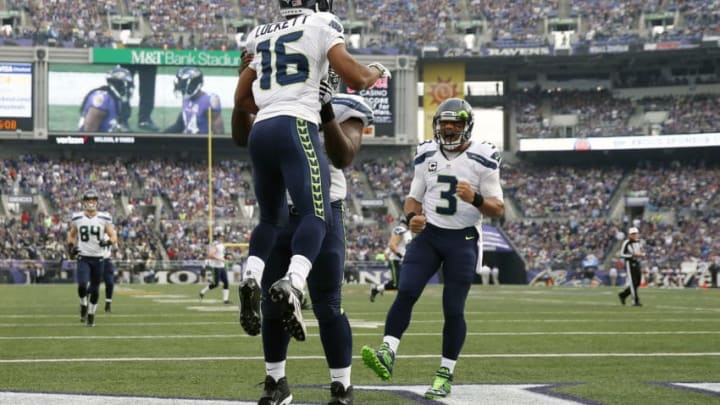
xmin=465 ymin=236 xmax=475 ymax=240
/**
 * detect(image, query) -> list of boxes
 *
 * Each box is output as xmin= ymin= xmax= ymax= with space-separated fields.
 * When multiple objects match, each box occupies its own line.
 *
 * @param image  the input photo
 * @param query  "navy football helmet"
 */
xmin=432 ymin=98 xmax=474 ymax=151
xmin=278 ymin=0 xmax=332 ymax=18
xmin=174 ymin=67 xmax=204 ymax=100
xmin=106 ymin=66 xmax=134 ymax=102
xmin=82 ymin=189 xmax=99 ymax=212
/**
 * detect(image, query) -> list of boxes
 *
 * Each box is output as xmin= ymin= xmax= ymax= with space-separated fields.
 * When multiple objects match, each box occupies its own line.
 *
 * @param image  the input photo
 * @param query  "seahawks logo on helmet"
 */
xmin=82 ymin=189 xmax=100 ymax=212
xmin=432 ymin=97 xmax=474 ymax=151
xmin=278 ymin=0 xmax=333 ymax=18
xmin=174 ymin=67 xmax=204 ymax=100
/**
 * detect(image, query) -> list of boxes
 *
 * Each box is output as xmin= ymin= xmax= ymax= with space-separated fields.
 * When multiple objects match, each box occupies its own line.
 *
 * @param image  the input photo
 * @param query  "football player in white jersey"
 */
xmin=67 ymin=189 xmax=117 ymax=327
xmin=370 ymin=221 xmax=412 ymax=302
xmin=199 ymin=231 xmax=231 ymax=304
xmin=233 ymin=0 xmax=391 ymax=356
xmin=361 ymin=98 xmax=505 ymax=400
xmin=100 ymin=234 xmax=116 ymax=313
xmin=233 ymin=50 xmax=373 ymax=404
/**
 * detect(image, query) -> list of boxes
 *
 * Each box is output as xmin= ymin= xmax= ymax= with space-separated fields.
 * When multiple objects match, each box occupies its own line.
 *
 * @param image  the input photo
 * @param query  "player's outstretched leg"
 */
xmin=238 ymin=278 xmax=262 ymax=336
xmin=361 ymin=343 xmax=395 ymax=380
xmin=269 ymin=278 xmax=306 ymax=341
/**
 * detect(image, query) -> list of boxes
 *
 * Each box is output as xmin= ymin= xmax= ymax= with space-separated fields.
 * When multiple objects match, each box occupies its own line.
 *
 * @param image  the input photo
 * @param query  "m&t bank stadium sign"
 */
xmin=92 ymin=48 xmax=242 ymax=67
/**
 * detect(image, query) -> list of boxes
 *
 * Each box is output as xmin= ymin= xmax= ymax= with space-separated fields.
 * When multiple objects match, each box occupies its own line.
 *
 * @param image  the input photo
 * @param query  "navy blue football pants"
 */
xmin=261 ymin=201 xmax=351 ymax=369
xmin=384 ymin=223 xmax=479 ymax=360
xmin=247 ymin=116 xmax=331 ymax=267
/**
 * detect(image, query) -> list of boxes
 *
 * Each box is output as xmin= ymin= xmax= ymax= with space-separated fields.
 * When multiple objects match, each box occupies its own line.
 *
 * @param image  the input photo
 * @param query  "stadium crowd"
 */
xmin=2 ymin=0 xmax=719 ymax=53
xmin=2 ymin=155 xmax=719 ymax=280
xmin=514 ymin=89 xmax=720 ymax=138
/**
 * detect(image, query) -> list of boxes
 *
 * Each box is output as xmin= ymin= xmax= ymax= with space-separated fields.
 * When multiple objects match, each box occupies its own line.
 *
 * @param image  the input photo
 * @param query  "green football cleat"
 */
xmin=361 ymin=343 xmax=394 ymax=380
xmin=424 ymin=367 xmax=453 ymax=399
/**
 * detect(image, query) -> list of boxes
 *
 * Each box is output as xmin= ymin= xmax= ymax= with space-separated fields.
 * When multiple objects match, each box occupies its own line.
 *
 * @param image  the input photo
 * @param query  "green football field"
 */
xmin=1 ymin=284 xmax=718 ymax=404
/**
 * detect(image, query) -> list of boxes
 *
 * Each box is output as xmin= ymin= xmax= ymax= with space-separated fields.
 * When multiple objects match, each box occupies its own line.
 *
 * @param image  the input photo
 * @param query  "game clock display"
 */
xmin=0 ymin=117 xmax=32 ymax=132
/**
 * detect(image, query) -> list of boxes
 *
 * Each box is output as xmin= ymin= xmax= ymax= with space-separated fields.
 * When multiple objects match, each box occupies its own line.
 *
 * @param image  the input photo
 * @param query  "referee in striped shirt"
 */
xmin=618 ymin=227 xmax=645 ymax=306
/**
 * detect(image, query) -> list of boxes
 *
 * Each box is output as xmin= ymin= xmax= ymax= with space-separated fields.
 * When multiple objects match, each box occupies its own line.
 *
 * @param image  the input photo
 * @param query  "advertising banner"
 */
xmin=92 ymin=48 xmax=242 ymax=67
xmin=423 ymin=62 xmax=465 ymax=140
xmin=0 ymin=62 xmax=33 ymax=132
xmin=342 ymin=76 xmax=394 ymax=138
xmin=518 ymin=132 xmax=720 ymax=152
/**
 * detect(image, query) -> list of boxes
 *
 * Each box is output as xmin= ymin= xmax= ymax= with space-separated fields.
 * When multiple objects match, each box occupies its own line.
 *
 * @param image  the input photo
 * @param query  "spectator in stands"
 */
xmin=164 ymin=67 xmax=224 ymax=135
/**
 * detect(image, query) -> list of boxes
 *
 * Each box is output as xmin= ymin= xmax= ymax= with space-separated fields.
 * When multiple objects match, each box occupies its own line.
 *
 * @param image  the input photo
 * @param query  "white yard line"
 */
xmin=2 ymin=352 xmax=720 ymax=364
xmin=1 ymin=330 xmax=720 ymax=340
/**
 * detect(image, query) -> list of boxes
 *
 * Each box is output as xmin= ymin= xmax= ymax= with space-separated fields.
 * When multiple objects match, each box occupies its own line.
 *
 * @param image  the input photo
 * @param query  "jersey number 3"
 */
xmin=436 ymin=175 xmax=458 ymax=215
xmin=257 ymin=31 xmax=309 ymax=90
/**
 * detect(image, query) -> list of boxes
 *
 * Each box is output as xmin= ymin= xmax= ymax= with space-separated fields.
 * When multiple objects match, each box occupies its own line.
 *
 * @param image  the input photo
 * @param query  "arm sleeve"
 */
xmin=407 ymin=171 xmax=426 ymax=202
xmin=479 ymin=169 xmax=504 ymax=200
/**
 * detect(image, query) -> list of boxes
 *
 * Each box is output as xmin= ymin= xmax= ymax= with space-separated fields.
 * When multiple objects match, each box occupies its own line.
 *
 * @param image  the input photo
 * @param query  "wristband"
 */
xmin=472 ymin=193 xmax=484 ymax=208
xmin=320 ymin=103 xmax=335 ymax=124
xmin=404 ymin=212 xmax=417 ymax=225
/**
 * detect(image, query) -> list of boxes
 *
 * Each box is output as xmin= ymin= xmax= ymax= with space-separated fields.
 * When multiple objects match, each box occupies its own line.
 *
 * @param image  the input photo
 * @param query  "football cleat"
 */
xmin=87 ymin=314 xmax=95 ymax=327
xmin=138 ymin=120 xmax=159 ymax=132
xmin=618 ymin=293 xmax=626 ymax=306
xmin=258 ymin=375 xmax=292 ymax=405
xmin=328 ymin=381 xmax=353 ymax=405
xmin=104 ymin=302 xmax=112 ymax=313
xmin=269 ymin=278 xmax=307 ymax=341
xmin=424 ymin=367 xmax=453 ymax=399
xmin=199 ymin=291 xmax=204 ymax=301
xmin=632 ymin=302 xmax=643 ymax=307
xmin=361 ymin=342 xmax=394 ymax=380
xmin=80 ymin=304 xmax=88 ymax=323
xmin=238 ymin=278 xmax=261 ymax=336
xmin=369 ymin=286 xmax=380 ymax=302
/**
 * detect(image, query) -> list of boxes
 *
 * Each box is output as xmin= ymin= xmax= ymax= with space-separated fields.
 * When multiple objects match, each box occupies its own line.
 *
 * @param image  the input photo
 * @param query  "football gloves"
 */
xmin=319 ymin=79 xmax=334 ymax=106
xmin=368 ymin=62 xmax=392 ymax=79
xmin=68 ymin=244 xmax=80 ymax=259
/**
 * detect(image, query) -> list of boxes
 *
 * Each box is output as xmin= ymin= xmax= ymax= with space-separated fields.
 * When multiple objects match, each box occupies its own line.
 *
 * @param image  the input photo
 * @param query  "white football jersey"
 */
xmin=408 ymin=140 xmax=503 ymax=230
xmin=287 ymin=93 xmax=374 ymax=203
xmin=388 ymin=225 xmax=412 ymax=261
xmin=71 ymin=211 xmax=113 ymax=257
xmin=247 ymin=12 xmax=345 ymax=125
xmin=207 ymin=241 xmax=226 ymax=268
